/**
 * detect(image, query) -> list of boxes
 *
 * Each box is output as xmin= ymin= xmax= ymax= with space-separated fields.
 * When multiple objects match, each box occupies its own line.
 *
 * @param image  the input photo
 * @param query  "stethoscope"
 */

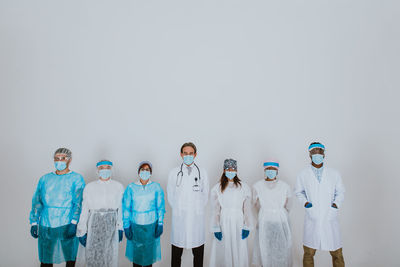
xmin=176 ymin=163 xmax=201 ymax=188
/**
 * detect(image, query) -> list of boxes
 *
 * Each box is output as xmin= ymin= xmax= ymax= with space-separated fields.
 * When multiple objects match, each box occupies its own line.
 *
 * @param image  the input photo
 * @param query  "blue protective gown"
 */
xmin=29 ymin=171 xmax=85 ymax=264
xmin=122 ymin=181 xmax=165 ymax=266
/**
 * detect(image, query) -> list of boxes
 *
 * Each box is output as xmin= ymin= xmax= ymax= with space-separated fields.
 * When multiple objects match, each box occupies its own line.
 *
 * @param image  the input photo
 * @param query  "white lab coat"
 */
xmin=77 ymin=179 xmax=124 ymax=237
xmin=209 ymin=181 xmax=253 ymax=267
xmin=167 ymin=163 xmax=209 ymax=249
xmin=294 ymin=165 xmax=345 ymax=251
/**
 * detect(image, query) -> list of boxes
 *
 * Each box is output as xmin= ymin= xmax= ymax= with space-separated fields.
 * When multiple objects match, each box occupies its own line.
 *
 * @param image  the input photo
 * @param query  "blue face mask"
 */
xmin=183 ymin=155 xmax=194 ymax=165
xmin=225 ymin=171 xmax=237 ymax=180
xmin=99 ymin=169 xmax=112 ymax=179
xmin=54 ymin=161 xmax=67 ymax=171
xmin=265 ymin=169 xmax=277 ymax=179
xmin=312 ymin=154 xmax=324 ymax=165
xmin=139 ymin=170 xmax=151 ymax=181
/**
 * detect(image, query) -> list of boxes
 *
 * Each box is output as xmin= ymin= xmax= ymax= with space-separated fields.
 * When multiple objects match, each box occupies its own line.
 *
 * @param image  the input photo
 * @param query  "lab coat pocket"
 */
xmin=305 ymin=207 xmax=317 ymax=221
xmin=327 ymin=207 xmax=338 ymax=221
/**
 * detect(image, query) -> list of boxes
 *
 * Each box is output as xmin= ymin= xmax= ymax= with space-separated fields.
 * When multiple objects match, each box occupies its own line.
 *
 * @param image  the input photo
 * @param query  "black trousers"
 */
xmin=133 ymin=264 xmax=152 ymax=267
xmin=171 ymin=244 xmax=204 ymax=267
xmin=40 ymin=261 xmax=75 ymax=267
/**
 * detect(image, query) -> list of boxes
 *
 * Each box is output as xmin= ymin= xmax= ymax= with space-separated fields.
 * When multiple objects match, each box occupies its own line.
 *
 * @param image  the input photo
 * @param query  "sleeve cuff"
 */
xmin=243 ymin=226 xmax=251 ymax=231
xmin=31 ymin=222 xmax=38 ymax=226
xmin=76 ymin=230 xmax=87 ymax=237
xmin=212 ymin=226 xmax=221 ymax=233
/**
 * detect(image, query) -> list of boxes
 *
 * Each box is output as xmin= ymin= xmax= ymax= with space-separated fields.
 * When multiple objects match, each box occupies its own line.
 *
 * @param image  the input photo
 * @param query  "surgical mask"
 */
xmin=99 ymin=169 xmax=112 ymax=179
xmin=183 ymin=155 xmax=194 ymax=165
xmin=312 ymin=154 xmax=324 ymax=165
xmin=265 ymin=169 xmax=277 ymax=179
xmin=139 ymin=170 xmax=151 ymax=181
xmin=225 ymin=171 xmax=237 ymax=180
xmin=54 ymin=161 xmax=67 ymax=171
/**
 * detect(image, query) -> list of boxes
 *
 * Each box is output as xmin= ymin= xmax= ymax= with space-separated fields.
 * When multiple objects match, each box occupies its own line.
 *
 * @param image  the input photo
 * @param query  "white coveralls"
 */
xmin=76 ymin=179 xmax=124 ymax=267
xmin=209 ymin=182 xmax=253 ymax=267
xmin=252 ymin=179 xmax=292 ymax=267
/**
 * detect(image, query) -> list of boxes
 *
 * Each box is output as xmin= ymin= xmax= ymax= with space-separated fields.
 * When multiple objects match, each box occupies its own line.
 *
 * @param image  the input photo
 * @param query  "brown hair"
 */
xmin=180 ymin=142 xmax=197 ymax=153
xmin=220 ymin=173 xmax=242 ymax=193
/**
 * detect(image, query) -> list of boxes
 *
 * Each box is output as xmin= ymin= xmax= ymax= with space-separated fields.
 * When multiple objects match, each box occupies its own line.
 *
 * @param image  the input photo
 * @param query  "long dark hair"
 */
xmin=220 ymin=172 xmax=242 ymax=193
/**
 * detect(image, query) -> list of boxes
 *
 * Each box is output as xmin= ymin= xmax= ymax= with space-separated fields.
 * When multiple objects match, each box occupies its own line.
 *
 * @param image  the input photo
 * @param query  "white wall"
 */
xmin=1 ymin=0 xmax=399 ymax=266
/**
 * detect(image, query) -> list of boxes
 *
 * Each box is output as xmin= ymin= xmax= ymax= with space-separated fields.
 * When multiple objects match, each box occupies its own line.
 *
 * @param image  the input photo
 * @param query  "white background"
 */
xmin=1 ymin=0 xmax=399 ymax=266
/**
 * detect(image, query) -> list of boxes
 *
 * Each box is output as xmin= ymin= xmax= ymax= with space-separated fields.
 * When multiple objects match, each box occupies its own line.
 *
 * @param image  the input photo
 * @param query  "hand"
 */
xmin=124 ymin=226 xmax=133 ymax=240
xmin=214 ymin=232 xmax=222 ymax=241
xmin=66 ymin=223 xmax=77 ymax=238
xmin=119 ymin=230 xmax=123 ymax=242
xmin=241 ymin=229 xmax=250 ymax=240
xmin=79 ymin=234 xmax=87 ymax=247
xmin=305 ymin=202 xmax=313 ymax=208
xmin=331 ymin=203 xmax=338 ymax=209
xmin=155 ymin=224 xmax=163 ymax=238
xmin=30 ymin=225 xmax=38 ymax=239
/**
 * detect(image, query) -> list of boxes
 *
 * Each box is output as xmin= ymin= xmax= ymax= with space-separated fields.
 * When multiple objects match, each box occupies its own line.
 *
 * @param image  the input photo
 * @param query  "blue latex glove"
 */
xmin=241 ymin=229 xmax=250 ymax=240
xmin=124 ymin=226 xmax=133 ymax=240
xmin=66 ymin=223 xmax=77 ymax=238
xmin=79 ymin=234 xmax=87 ymax=247
xmin=155 ymin=224 xmax=163 ymax=238
xmin=119 ymin=230 xmax=123 ymax=242
xmin=30 ymin=225 xmax=38 ymax=239
xmin=214 ymin=232 xmax=222 ymax=241
xmin=305 ymin=202 xmax=313 ymax=208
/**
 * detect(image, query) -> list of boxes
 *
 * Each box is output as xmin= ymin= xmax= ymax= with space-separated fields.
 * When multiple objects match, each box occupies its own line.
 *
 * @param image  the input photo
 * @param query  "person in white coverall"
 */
xmin=76 ymin=160 xmax=124 ymax=267
xmin=167 ymin=142 xmax=209 ymax=267
xmin=252 ymin=159 xmax=292 ymax=267
xmin=294 ymin=142 xmax=345 ymax=267
xmin=209 ymin=158 xmax=253 ymax=267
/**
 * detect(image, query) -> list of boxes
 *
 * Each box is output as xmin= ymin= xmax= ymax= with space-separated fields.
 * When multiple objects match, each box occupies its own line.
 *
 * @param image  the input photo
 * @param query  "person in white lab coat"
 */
xmin=209 ymin=158 xmax=253 ymax=267
xmin=167 ymin=142 xmax=209 ymax=267
xmin=76 ymin=160 xmax=124 ymax=267
xmin=252 ymin=159 xmax=292 ymax=267
xmin=294 ymin=142 xmax=345 ymax=267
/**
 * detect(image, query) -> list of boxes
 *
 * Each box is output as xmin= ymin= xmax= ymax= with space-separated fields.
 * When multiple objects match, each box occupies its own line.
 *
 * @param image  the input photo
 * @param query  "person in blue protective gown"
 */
xmin=29 ymin=148 xmax=85 ymax=267
xmin=123 ymin=161 xmax=166 ymax=267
